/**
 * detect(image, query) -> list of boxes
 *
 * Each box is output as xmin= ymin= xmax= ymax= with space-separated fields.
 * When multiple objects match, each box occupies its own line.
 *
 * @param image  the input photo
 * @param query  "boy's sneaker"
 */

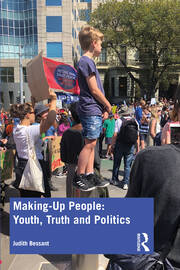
xmin=73 ymin=174 xmax=96 ymax=192
xmin=87 ymin=174 xmax=110 ymax=188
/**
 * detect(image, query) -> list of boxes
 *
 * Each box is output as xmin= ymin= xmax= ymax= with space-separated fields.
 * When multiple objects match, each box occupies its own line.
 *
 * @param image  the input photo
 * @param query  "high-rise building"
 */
xmin=0 ymin=0 xmax=39 ymax=108
xmin=0 ymin=0 xmax=99 ymax=109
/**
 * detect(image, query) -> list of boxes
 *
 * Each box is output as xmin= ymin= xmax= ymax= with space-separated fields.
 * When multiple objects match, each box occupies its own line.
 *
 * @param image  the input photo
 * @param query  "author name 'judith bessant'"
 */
xmin=12 ymin=240 xmax=50 ymax=246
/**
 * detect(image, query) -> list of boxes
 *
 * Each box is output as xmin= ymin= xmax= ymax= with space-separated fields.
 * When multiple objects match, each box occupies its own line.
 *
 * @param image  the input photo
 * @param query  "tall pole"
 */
xmin=19 ymin=45 xmax=24 ymax=103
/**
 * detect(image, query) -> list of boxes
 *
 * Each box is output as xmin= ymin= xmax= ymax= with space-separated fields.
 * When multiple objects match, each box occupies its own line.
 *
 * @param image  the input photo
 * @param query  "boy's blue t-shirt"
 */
xmin=77 ymin=55 xmax=105 ymax=116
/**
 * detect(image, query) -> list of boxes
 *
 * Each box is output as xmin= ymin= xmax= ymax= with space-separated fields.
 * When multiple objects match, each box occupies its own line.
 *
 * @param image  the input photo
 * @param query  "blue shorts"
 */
xmin=80 ymin=115 xmax=102 ymax=140
xmin=140 ymin=133 xmax=148 ymax=141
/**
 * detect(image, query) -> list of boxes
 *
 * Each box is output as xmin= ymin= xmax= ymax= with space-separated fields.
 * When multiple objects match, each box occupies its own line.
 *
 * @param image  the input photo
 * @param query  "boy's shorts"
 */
xmin=80 ymin=115 xmax=102 ymax=140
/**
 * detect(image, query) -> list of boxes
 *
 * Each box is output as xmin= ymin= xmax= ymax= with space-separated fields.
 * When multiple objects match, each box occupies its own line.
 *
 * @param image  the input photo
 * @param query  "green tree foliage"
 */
xmin=90 ymin=0 xmax=180 ymax=97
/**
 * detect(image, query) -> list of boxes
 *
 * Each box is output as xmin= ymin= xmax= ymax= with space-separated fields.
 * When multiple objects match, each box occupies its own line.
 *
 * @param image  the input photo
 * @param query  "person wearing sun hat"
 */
xmin=34 ymin=104 xmax=49 ymax=116
xmin=12 ymin=90 xmax=57 ymax=197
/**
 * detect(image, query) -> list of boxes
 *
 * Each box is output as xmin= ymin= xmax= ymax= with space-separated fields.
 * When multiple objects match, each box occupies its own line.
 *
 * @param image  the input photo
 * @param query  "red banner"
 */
xmin=43 ymin=57 xmax=80 ymax=95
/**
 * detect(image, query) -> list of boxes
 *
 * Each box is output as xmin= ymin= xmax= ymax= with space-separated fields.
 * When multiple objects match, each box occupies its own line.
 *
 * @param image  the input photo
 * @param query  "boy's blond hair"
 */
xmin=78 ymin=25 xmax=104 ymax=51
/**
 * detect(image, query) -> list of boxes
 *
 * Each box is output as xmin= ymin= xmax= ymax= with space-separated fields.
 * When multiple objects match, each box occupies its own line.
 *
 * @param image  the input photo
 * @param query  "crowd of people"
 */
xmin=1 ymin=92 xmax=179 ymax=269
xmin=0 ymin=96 xmax=175 ymax=182
xmin=0 ymin=24 xmax=180 ymax=269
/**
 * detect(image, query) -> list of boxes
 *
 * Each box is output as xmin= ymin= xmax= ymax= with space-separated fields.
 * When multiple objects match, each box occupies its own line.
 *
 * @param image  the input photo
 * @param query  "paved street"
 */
xmin=1 ymin=157 xmax=126 ymax=270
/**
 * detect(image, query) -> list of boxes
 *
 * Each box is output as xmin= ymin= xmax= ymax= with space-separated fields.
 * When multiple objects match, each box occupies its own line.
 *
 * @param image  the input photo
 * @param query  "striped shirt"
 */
xmin=139 ymin=112 xmax=151 ymax=134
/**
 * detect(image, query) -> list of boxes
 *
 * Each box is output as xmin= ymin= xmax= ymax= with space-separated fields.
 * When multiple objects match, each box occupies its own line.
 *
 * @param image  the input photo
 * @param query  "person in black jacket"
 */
xmin=106 ymin=144 xmax=180 ymax=270
xmin=105 ymin=87 xmax=180 ymax=270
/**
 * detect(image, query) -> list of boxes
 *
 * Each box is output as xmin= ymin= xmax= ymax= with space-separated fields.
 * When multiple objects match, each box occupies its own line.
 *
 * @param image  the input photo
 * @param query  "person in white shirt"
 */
xmin=12 ymin=90 xmax=57 ymax=197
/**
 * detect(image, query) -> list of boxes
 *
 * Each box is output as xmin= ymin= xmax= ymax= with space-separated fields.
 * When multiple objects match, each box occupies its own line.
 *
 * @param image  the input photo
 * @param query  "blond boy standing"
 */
xmin=73 ymin=25 xmax=111 ymax=191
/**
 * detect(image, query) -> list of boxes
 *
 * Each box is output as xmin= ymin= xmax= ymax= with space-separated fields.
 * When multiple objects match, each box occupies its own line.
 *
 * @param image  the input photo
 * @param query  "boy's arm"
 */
xmin=86 ymin=74 xmax=111 ymax=113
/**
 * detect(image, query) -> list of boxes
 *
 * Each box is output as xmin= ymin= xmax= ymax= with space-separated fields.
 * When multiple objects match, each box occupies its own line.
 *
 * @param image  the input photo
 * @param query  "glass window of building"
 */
xmin=46 ymin=16 xmax=62 ymax=32
xmin=47 ymin=42 xmax=63 ymax=58
xmin=9 ymin=91 xmax=14 ymax=104
xmin=0 ymin=67 xmax=14 ymax=83
xmin=99 ymin=48 xmax=107 ymax=63
xmin=0 ymin=0 xmax=38 ymax=59
xmin=79 ymin=9 xmax=90 ymax=21
xmin=46 ymin=0 xmax=62 ymax=6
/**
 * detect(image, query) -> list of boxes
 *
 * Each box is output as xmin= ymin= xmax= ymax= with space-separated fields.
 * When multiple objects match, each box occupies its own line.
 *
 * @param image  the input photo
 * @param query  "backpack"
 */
xmin=105 ymin=211 xmax=180 ymax=270
xmin=106 ymin=253 xmax=174 ymax=270
xmin=117 ymin=117 xmax=138 ymax=145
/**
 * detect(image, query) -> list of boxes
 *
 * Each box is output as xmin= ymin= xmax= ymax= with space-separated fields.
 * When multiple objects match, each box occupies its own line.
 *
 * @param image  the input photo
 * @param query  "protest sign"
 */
xmin=150 ymin=98 xmax=156 ymax=105
xmin=27 ymin=52 xmax=80 ymax=102
xmin=26 ymin=52 xmax=49 ymax=101
xmin=0 ymin=150 xmax=14 ymax=181
xmin=56 ymin=99 xmax=62 ymax=109
xmin=49 ymin=137 xmax=64 ymax=172
xmin=56 ymin=92 xmax=79 ymax=104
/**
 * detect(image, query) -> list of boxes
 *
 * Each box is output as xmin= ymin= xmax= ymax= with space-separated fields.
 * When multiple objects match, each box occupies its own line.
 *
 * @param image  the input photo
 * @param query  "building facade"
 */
xmin=0 ymin=0 xmax=96 ymax=109
xmin=1 ymin=0 xmax=179 ymax=109
xmin=0 ymin=0 xmax=139 ymax=109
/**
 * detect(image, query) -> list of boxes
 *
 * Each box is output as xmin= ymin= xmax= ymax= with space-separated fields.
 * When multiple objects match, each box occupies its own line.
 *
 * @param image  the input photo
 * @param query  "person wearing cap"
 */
xmin=110 ymin=106 xmax=139 ymax=190
xmin=103 ymin=112 xmax=115 ymax=159
xmin=35 ymin=104 xmax=58 ymax=140
xmin=12 ymin=90 xmax=57 ymax=198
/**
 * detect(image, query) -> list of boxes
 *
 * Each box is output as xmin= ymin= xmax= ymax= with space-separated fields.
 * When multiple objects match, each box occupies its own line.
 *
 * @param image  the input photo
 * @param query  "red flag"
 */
xmin=43 ymin=57 xmax=80 ymax=95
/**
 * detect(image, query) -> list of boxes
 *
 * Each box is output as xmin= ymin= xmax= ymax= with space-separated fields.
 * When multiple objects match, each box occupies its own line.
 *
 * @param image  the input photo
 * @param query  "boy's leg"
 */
xmin=77 ymin=138 xmax=96 ymax=175
xmin=85 ymin=143 xmax=95 ymax=174
xmin=73 ymin=139 xmax=97 ymax=192
xmin=85 ymin=140 xmax=110 ymax=188
xmin=94 ymin=139 xmax=101 ymax=172
xmin=74 ymin=115 xmax=104 ymax=191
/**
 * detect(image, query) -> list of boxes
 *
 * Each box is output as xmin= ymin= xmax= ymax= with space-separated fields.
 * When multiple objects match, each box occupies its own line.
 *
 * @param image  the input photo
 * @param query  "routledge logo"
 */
xmin=137 ymin=233 xmax=150 ymax=252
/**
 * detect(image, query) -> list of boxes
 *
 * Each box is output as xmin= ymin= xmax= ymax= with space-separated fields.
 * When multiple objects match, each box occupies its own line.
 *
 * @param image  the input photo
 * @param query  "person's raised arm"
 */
xmin=40 ymin=90 xmax=57 ymax=134
xmin=86 ymin=74 xmax=111 ymax=113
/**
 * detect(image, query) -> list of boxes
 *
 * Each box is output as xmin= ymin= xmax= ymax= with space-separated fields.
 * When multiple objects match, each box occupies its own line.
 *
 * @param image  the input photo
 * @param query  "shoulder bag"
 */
xmin=19 ymin=132 xmax=45 ymax=193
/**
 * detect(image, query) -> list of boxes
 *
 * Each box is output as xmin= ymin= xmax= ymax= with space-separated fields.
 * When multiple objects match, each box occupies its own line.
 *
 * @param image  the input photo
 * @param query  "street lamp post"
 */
xmin=19 ymin=45 xmax=24 ymax=103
